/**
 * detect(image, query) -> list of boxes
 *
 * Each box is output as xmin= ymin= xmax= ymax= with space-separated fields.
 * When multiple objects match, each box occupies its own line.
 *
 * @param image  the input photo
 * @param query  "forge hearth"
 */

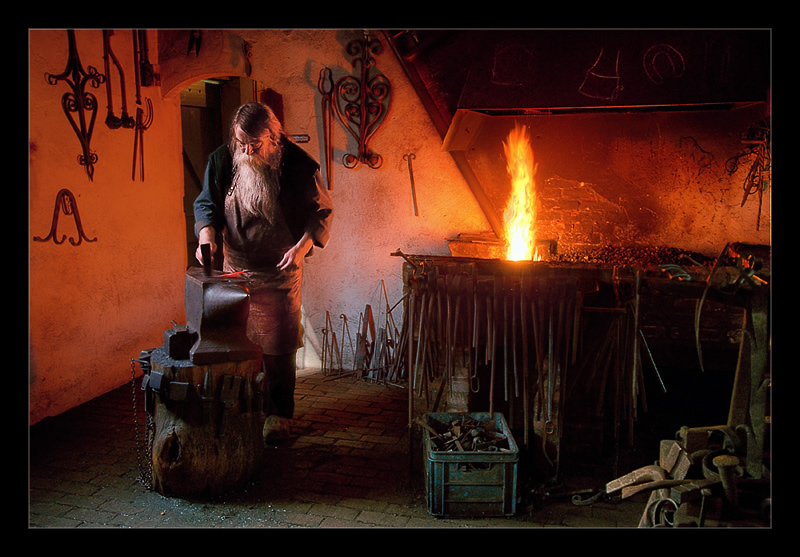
xmin=398 ymin=241 xmax=769 ymax=485
xmin=388 ymin=28 xmax=770 ymax=522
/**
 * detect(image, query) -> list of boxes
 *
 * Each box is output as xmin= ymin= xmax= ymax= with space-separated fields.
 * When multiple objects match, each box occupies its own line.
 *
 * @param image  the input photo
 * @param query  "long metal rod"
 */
xmin=404 ymin=153 xmax=419 ymax=216
xmin=318 ymin=67 xmax=334 ymax=190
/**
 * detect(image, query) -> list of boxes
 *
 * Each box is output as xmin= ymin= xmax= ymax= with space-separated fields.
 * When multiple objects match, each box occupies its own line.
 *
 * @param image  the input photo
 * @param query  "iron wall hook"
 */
xmin=33 ymin=188 xmax=98 ymax=246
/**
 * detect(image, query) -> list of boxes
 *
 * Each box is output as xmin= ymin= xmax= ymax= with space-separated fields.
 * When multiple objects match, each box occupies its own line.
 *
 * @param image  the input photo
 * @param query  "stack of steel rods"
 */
xmin=320 ymin=281 xmax=405 ymax=385
xmin=398 ymin=258 xmax=585 ymax=475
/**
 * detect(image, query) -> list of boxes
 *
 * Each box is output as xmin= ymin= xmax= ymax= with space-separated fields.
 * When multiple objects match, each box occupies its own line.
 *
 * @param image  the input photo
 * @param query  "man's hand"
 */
xmin=278 ymin=233 xmax=313 ymax=272
xmin=195 ymin=226 xmax=217 ymax=265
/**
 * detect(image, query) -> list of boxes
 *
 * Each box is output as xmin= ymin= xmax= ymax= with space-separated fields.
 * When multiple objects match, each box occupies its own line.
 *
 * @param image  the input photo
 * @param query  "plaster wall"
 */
xmin=31 ymin=29 xmax=766 ymax=423
xmin=29 ymin=28 xmax=490 ymax=423
xmin=158 ymin=29 xmax=489 ymax=370
xmin=29 ymin=29 xmax=188 ymax=424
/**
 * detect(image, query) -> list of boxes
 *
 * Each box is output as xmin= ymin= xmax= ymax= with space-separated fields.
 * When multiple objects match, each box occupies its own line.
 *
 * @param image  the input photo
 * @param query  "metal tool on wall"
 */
xmin=33 ymin=188 xmax=98 ymax=246
xmin=331 ymin=30 xmax=391 ymax=170
xmin=725 ymin=122 xmax=771 ymax=231
xmin=102 ymin=30 xmax=135 ymax=130
xmin=403 ymin=153 xmax=419 ymax=216
xmin=317 ymin=66 xmax=334 ymax=190
xmin=243 ymin=40 xmax=253 ymax=78
xmin=134 ymin=29 xmax=155 ymax=88
xmin=187 ymin=30 xmax=201 ymax=56
xmin=45 ymin=29 xmax=106 ymax=181
xmin=132 ymin=99 xmax=153 ymax=181
xmin=132 ymin=30 xmax=154 ymax=181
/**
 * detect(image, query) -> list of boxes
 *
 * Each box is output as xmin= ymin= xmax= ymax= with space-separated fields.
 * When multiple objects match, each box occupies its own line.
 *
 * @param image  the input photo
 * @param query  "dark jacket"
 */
xmin=193 ymin=138 xmax=332 ymax=250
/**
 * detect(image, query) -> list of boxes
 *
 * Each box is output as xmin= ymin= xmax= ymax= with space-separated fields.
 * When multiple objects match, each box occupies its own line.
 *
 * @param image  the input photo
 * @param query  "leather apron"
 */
xmin=223 ymin=189 xmax=303 ymax=356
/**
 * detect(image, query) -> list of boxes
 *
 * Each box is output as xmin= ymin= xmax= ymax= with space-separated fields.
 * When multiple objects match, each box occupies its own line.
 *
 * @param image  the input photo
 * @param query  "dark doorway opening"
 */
xmin=180 ymin=76 xmax=256 ymax=267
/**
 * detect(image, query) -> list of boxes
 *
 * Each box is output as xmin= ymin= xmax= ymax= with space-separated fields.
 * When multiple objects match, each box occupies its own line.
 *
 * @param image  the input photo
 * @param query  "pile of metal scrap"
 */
xmin=417 ymin=415 xmax=512 ymax=453
xmin=575 ymin=243 xmax=771 ymax=527
xmin=593 ymin=424 xmax=770 ymax=527
xmin=554 ymin=245 xmax=703 ymax=266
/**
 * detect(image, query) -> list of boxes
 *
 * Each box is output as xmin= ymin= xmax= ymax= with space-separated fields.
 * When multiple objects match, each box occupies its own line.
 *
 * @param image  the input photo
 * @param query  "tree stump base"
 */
xmin=147 ymin=350 xmax=265 ymax=497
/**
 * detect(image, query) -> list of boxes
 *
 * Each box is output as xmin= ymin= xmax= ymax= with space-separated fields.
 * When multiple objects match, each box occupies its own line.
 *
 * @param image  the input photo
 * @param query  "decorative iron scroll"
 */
xmin=33 ymin=189 xmax=98 ymax=246
xmin=332 ymin=31 xmax=391 ymax=169
xmin=45 ymin=30 xmax=106 ymax=181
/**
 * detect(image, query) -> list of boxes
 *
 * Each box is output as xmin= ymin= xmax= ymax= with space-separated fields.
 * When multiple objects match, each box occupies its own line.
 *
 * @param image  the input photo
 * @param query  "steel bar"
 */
xmin=520 ymin=271 xmax=530 ymax=446
xmin=317 ymin=67 xmax=334 ymax=190
xmin=404 ymin=153 xmax=419 ymax=216
xmin=470 ymin=274 xmax=481 ymax=393
xmin=502 ymin=274 xmax=509 ymax=402
xmin=630 ymin=269 xmax=642 ymax=445
xmin=489 ymin=273 xmax=500 ymax=415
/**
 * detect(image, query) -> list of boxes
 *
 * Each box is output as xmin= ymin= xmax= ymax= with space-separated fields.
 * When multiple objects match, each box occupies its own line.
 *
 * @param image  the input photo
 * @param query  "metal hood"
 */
xmin=385 ymin=29 xmax=771 ymax=239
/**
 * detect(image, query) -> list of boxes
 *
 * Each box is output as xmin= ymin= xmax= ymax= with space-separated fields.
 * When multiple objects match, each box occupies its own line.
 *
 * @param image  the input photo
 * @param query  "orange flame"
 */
xmin=503 ymin=123 xmax=538 ymax=261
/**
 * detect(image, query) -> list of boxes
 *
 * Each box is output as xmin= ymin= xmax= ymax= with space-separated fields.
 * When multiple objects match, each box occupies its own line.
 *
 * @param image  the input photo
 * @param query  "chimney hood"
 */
xmin=442 ymin=29 xmax=770 ymax=150
xmin=386 ymin=29 xmax=771 ymax=246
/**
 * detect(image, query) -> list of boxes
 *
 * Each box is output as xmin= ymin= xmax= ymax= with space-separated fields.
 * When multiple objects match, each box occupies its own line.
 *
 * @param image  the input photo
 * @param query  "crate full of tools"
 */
xmin=422 ymin=412 xmax=518 ymax=517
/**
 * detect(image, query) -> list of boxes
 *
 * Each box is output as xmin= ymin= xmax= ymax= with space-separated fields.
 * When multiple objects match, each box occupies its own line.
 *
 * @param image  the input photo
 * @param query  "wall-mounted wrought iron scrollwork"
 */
xmin=332 ymin=31 xmax=391 ymax=170
xmin=33 ymin=189 xmax=98 ymax=246
xmin=45 ymin=29 xmax=106 ymax=181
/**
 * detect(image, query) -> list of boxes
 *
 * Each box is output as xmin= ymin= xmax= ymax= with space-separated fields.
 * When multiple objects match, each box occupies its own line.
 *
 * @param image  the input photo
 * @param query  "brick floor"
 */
xmin=29 ymin=370 xmax=647 ymax=528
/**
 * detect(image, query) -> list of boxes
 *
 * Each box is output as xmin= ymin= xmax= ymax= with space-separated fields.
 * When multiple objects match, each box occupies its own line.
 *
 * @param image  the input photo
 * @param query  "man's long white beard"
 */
xmin=231 ymin=149 xmax=281 ymax=221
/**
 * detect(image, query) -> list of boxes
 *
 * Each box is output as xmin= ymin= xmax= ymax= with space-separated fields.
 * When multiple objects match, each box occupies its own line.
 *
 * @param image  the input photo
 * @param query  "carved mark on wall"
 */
xmin=33 ymin=189 xmax=98 ymax=246
xmin=643 ymin=44 xmax=686 ymax=85
xmin=579 ymin=42 xmax=688 ymax=101
xmin=579 ymin=48 xmax=622 ymax=101
xmin=45 ymin=30 xmax=105 ymax=181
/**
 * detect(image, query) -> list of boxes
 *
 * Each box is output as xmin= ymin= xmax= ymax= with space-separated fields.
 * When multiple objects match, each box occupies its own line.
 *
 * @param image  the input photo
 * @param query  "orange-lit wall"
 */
xmin=29 ymin=29 xmax=489 ymax=423
xmin=30 ymin=29 xmax=770 ymax=425
xmin=29 ymin=30 xmax=188 ymax=424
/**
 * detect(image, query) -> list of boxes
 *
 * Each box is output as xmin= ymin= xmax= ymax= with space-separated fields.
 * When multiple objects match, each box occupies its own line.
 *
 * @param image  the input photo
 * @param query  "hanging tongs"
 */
xmin=318 ymin=66 xmax=334 ymax=190
xmin=102 ymin=30 xmax=135 ymax=130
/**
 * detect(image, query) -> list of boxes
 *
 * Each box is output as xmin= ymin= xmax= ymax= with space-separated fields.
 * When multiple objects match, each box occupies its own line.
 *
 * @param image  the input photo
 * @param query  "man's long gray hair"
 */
xmin=228 ymin=103 xmax=284 ymax=219
xmin=228 ymin=102 xmax=284 ymax=153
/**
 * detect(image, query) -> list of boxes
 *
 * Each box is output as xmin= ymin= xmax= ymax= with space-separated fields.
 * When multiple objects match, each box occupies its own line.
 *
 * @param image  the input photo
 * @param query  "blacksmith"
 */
xmin=193 ymin=102 xmax=333 ymax=443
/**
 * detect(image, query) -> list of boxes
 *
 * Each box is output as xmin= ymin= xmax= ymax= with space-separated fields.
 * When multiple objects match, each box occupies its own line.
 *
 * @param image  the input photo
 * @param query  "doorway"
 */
xmin=180 ymin=76 xmax=256 ymax=267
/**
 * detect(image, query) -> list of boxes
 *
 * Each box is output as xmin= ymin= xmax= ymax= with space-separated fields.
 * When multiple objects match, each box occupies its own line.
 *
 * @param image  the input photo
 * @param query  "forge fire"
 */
xmin=503 ymin=124 xmax=539 ymax=262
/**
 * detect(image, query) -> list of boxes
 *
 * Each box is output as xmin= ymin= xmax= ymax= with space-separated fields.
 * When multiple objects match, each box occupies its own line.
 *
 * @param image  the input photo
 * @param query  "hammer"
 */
xmin=201 ymin=243 xmax=212 ymax=276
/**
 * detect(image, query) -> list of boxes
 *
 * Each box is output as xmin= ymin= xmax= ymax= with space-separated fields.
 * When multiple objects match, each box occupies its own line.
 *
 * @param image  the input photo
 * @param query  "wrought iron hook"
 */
xmin=33 ymin=188 xmax=98 ymax=246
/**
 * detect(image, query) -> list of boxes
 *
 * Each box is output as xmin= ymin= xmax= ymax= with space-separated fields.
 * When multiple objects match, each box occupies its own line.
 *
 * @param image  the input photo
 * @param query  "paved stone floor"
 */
xmin=29 ymin=369 xmax=655 ymax=529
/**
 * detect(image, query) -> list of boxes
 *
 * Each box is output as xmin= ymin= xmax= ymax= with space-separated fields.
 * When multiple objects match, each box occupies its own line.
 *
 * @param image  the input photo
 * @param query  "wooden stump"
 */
xmin=148 ymin=351 xmax=265 ymax=497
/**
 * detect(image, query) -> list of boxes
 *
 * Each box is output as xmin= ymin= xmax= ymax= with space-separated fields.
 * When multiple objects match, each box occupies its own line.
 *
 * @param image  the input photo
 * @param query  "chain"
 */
xmin=130 ymin=358 xmax=154 ymax=490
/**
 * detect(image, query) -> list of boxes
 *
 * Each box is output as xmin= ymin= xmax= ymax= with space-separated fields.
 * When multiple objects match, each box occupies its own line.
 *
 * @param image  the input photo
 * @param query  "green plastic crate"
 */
xmin=423 ymin=412 xmax=518 ymax=517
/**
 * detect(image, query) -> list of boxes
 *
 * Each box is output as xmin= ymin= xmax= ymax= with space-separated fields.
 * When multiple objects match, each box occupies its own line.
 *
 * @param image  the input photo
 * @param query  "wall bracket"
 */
xmin=33 ymin=188 xmax=98 ymax=246
xmin=45 ymin=29 xmax=106 ymax=181
xmin=332 ymin=30 xmax=391 ymax=170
